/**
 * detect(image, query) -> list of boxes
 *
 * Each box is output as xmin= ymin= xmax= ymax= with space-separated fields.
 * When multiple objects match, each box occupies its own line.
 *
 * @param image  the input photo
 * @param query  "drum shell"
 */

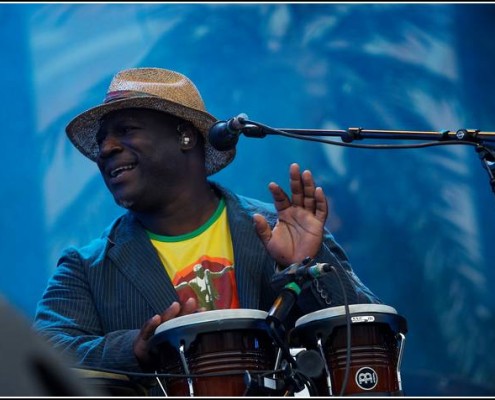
xmin=290 ymin=306 xmax=408 ymax=396
xmin=149 ymin=311 xmax=278 ymax=396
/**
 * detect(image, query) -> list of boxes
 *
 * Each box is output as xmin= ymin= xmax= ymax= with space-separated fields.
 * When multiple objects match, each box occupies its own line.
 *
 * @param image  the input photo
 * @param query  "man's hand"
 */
xmin=134 ymin=298 xmax=198 ymax=370
xmin=253 ymin=163 xmax=328 ymax=267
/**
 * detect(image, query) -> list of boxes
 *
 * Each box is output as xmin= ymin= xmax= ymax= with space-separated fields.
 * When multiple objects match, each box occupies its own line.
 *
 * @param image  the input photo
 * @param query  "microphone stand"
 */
xmin=260 ymin=258 xmax=326 ymax=397
xmin=237 ymin=117 xmax=495 ymax=196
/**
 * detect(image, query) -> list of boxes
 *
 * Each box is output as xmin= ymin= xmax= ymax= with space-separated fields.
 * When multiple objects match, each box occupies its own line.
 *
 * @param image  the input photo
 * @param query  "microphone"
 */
xmin=265 ymin=259 xmax=335 ymax=392
xmin=267 ymin=259 xmax=335 ymax=327
xmin=266 ymin=281 xmax=302 ymax=329
xmin=271 ymin=259 xmax=335 ymax=293
xmin=208 ymin=113 xmax=249 ymax=151
xmin=292 ymin=262 xmax=334 ymax=280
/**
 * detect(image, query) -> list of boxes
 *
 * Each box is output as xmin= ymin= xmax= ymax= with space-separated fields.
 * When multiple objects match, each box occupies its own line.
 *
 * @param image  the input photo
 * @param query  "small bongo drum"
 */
xmin=290 ymin=304 xmax=407 ymax=396
xmin=148 ymin=309 xmax=279 ymax=397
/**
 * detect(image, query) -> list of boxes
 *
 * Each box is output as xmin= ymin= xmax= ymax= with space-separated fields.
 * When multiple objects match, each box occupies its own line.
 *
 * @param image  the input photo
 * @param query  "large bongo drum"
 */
xmin=148 ymin=309 xmax=279 ymax=396
xmin=290 ymin=304 xmax=407 ymax=396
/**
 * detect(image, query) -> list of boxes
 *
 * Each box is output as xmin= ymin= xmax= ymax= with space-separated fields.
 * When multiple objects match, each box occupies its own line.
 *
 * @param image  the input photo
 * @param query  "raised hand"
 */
xmin=253 ymin=163 xmax=328 ymax=267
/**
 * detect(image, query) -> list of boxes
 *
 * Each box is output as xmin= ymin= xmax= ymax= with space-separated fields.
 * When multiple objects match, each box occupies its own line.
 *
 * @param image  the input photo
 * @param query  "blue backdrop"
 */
xmin=1 ymin=3 xmax=494 ymax=396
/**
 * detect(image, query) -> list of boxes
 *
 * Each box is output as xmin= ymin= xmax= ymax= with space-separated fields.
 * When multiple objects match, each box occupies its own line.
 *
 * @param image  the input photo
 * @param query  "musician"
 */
xmin=33 ymin=67 xmax=381 ymax=393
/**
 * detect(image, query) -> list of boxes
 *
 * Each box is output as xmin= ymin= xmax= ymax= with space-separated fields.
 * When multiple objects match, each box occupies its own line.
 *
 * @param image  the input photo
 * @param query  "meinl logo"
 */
xmin=355 ymin=366 xmax=378 ymax=390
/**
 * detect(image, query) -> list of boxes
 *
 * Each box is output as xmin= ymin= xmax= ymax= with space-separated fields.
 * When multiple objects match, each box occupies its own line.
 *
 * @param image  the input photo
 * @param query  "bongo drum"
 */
xmin=148 ymin=309 xmax=279 ymax=397
xmin=290 ymin=304 xmax=407 ymax=396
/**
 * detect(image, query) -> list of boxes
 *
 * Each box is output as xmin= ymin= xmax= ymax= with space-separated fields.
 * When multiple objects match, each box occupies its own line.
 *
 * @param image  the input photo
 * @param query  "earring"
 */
xmin=181 ymin=135 xmax=191 ymax=146
xmin=177 ymin=123 xmax=191 ymax=146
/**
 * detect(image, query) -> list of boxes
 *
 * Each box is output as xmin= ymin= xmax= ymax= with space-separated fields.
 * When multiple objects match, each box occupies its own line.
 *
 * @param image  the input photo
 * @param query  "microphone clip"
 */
xmin=271 ymin=257 xmax=334 ymax=292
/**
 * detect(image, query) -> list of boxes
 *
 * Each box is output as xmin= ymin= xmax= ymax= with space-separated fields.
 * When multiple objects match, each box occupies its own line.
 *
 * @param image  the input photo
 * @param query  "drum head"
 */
xmin=154 ymin=308 xmax=268 ymax=335
xmin=290 ymin=304 xmax=407 ymax=348
xmin=295 ymin=304 xmax=398 ymax=328
xmin=150 ymin=309 xmax=270 ymax=352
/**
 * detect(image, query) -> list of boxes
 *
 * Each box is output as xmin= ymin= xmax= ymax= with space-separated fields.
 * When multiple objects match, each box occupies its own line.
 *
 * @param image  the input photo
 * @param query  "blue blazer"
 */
xmin=33 ymin=183 xmax=380 ymax=373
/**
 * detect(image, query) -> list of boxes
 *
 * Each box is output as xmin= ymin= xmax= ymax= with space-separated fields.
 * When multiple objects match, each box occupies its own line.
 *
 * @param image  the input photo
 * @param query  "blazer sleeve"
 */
xmin=33 ymin=247 xmax=141 ymax=372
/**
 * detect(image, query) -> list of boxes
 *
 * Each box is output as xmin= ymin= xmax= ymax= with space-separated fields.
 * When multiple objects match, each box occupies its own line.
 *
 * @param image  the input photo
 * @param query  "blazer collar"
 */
xmin=106 ymin=213 xmax=179 ymax=314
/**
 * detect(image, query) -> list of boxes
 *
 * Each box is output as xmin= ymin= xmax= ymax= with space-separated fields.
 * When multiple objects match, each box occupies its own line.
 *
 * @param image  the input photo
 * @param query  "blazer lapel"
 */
xmin=225 ymin=191 xmax=269 ymax=310
xmin=106 ymin=214 xmax=178 ymax=315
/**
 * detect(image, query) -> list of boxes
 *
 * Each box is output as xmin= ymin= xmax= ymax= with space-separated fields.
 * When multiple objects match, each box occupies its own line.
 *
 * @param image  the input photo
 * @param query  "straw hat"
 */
xmin=66 ymin=67 xmax=235 ymax=176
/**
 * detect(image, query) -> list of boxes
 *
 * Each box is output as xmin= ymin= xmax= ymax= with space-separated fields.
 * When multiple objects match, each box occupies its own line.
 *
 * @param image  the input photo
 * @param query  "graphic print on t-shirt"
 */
xmin=173 ymin=255 xmax=239 ymax=310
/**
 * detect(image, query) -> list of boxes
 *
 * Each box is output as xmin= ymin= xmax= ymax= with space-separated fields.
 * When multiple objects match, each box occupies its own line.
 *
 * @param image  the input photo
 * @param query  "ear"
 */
xmin=177 ymin=123 xmax=198 ymax=151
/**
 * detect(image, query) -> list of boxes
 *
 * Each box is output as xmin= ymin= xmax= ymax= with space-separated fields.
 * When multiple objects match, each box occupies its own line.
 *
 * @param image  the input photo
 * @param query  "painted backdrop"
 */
xmin=1 ymin=3 xmax=494 ymax=396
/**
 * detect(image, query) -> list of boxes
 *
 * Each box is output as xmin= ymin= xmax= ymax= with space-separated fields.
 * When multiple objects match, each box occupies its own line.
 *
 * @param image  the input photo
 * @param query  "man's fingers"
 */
xmin=314 ymin=187 xmax=328 ymax=222
xmin=139 ymin=314 xmax=161 ymax=341
xmin=268 ymin=182 xmax=291 ymax=212
xmin=253 ymin=213 xmax=272 ymax=245
xmin=179 ymin=297 xmax=199 ymax=316
xmin=289 ymin=163 xmax=303 ymax=206
xmin=139 ymin=302 xmax=180 ymax=342
xmin=158 ymin=301 xmax=181 ymax=321
xmin=302 ymin=170 xmax=317 ymax=213
xmin=288 ymin=164 xmax=319 ymax=213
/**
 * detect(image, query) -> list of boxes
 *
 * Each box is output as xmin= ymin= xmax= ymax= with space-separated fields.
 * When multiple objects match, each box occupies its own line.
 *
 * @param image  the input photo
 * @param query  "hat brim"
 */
xmin=65 ymin=96 xmax=235 ymax=176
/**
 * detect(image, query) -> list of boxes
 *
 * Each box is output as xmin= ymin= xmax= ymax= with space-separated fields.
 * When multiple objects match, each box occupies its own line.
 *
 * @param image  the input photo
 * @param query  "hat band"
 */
xmin=104 ymin=90 xmax=159 ymax=103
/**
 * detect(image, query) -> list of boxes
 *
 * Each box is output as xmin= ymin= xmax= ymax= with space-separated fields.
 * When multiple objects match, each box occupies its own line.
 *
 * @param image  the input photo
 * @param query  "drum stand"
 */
xmin=247 ymin=258 xmax=327 ymax=396
xmin=242 ymin=319 xmax=310 ymax=397
xmin=243 ymin=369 xmax=286 ymax=396
xmin=243 ymin=351 xmax=320 ymax=397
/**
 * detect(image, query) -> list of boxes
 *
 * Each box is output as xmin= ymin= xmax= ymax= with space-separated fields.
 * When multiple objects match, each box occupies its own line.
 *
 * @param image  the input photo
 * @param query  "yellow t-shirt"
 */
xmin=147 ymin=198 xmax=239 ymax=310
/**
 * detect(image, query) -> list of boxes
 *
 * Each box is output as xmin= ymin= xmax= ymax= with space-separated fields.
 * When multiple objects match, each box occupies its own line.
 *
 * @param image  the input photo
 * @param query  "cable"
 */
xmin=244 ymin=118 xmax=484 ymax=150
xmin=294 ymin=370 xmax=319 ymax=397
xmin=326 ymin=264 xmax=352 ymax=397
xmin=72 ymin=364 xmax=280 ymax=379
xmin=244 ymin=118 xmax=495 ymax=196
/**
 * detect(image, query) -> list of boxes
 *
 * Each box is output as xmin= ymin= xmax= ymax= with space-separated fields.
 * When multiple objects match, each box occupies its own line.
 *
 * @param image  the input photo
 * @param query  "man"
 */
xmin=33 ymin=67 xmax=380 ymax=393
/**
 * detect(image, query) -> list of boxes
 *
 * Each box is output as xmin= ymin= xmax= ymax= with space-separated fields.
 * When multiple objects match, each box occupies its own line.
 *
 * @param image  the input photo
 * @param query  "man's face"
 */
xmin=95 ymin=108 xmax=184 ymax=211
